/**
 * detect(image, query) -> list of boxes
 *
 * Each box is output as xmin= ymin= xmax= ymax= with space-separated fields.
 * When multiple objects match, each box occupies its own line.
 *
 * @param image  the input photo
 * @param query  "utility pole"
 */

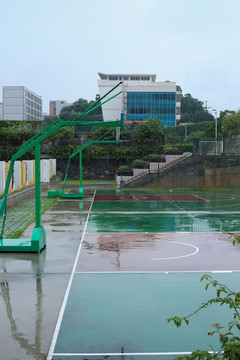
xmin=204 ymin=100 xmax=211 ymax=112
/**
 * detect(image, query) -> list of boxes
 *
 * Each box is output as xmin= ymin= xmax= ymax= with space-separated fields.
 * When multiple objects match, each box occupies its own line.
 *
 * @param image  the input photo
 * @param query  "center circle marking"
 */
xmin=150 ymin=241 xmax=199 ymax=261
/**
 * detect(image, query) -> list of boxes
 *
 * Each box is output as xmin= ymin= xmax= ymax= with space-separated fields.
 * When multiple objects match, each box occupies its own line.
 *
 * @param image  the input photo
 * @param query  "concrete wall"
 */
xmin=125 ymin=155 xmax=240 ymax=188
xmin=57 ymin=158 xmax=131 ymax=180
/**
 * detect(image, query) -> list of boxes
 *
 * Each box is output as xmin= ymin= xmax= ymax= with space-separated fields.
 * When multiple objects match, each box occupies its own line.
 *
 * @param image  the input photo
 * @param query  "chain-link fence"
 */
xmin=199 ymin=136 xmax=240 ymax=155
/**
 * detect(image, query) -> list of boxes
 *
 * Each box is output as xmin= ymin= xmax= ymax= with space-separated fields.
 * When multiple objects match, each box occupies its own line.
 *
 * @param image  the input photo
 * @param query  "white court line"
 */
xmin=53 ymin=351 xmax=219 ymax=356
xmin=150 ymin=241 xmax=199 ymax=260
xmin=75 ymin=270 xmax=238 ymax=274
xmin=91 ymin=211 xmax=240 ymax=215
xmin=85 ymin=231 xmax=225 ymax=235
xmin=47 ymin=191 xmax=96 ymax=360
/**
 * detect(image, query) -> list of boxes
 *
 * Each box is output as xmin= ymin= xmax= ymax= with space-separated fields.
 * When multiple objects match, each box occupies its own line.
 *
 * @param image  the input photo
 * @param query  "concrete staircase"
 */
xmin=124 ymin=152 xmax=192 ymax=187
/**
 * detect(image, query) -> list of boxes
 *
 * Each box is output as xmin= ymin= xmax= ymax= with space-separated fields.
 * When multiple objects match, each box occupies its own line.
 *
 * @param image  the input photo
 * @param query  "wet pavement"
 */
xmin=78 ymin=232 xmax=240 ymax=272
xmin=48 ymin=188 xmax=240 ymax=360
xmin=0 ymin=190 xmax=95 ymax=360
xmin=1 ymin=188 xmax=240 ymax=360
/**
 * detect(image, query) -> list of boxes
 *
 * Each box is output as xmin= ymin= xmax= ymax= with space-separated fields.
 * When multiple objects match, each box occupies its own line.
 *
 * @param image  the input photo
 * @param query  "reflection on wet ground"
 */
xmin=87 ymin=212 xmax=240 ymax=233
xmin=2 ymin=188 xmax=240 ymax=359
xmin=78 ymin=232 xmax=240 ymax=272
xmin=0 ymin=190 xmax=95 ymax=360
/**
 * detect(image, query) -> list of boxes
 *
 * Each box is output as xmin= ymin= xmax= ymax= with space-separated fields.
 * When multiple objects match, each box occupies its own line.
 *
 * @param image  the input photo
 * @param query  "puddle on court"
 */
xmin=77 ymin=232 xmax=240 ymax=272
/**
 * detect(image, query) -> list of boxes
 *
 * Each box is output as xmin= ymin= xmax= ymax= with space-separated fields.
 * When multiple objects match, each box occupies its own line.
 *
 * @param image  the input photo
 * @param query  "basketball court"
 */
xmin=47 ymin=189 xmax=240 ymax=360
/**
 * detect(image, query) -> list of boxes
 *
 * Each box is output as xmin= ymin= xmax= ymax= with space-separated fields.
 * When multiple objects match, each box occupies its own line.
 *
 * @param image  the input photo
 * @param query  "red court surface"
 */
xmin=94 ymin=194 xmax=206 ymax=202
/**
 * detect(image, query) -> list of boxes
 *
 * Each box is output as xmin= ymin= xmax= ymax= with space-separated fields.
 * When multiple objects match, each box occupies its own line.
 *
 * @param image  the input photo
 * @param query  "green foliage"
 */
xmin=184 ymin=130 xmax=205 ymax=142
xmin=44 ymin=127 xmax=73 ymax=145
xmin=135 ymin=117 xmax=164 ymax=143
xmin=0 ymin=120 xmax=42 ymax=131
xmin=168 ymin=272 xmax=240 ymax=359
xmin=42 ymin=115 xmax=58 ymax=127
xmin=59 ymin=97 xmax=103 ymax=123
xmin=180 ymin=94 xmax=214 ymax=123
xmin=92 ymin=126 xmax=131 ymax=141
xmin=1 ymin=125 xmax=37 ymax=146
xmin=222 ymin=110 xmax=240 ymax=137
xmin=116 ymin=165 xmax=133 ymax=176
xmin=132 ymin=159 xmax=148 ymax=168
xmin=133 ymin=159 xmax=146 ymax=165
xmin=164 ymin=122 xmax=212 ymax=146
xmin=117 ymin=165 xmax=129 ymax=172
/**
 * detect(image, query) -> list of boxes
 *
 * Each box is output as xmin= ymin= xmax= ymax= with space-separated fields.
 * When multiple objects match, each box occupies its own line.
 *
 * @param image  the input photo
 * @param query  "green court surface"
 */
xmin=87 ymin=212 xmax=240 ymax=233
xmin=52 ymin=272 xmax=239 ymax=360
xmin=48 ymin=189 xmax=240 ymax=360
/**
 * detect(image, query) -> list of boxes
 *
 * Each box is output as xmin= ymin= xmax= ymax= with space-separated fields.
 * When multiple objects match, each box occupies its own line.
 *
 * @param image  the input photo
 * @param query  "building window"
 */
xmin=109 ymin=76 xmax=118 ymax=80
xmin=130 ymin=76 xmax=140 ymax=80
xmin=126 ymin=91 xmax=176 ymax=127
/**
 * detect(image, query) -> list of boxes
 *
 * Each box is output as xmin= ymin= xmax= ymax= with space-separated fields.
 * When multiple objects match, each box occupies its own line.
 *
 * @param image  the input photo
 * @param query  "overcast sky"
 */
xmin=1 ymin=0 xmax=240 ymax=115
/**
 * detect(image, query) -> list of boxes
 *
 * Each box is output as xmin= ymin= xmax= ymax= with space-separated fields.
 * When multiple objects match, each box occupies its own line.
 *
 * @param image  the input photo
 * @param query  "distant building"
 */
xmin=98 ymin=73 xmax=181 ymax=126
xmin=2 ymin=86 xmax=42 ymax=121
xmin=49 ymin=100 xmax=73 ymax=116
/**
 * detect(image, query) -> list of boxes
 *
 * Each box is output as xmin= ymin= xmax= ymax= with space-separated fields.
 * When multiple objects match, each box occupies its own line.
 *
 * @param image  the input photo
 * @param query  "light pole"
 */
xmin=212 ymin=109 xmax=218 ymax=154
xmin=212 ymin=109 xmax=218 ymax=140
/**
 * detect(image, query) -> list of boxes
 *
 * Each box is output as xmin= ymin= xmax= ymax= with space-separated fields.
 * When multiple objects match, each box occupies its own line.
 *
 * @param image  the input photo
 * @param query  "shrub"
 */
xmin=115 ymin=165 xmax=133 ymax=176
xmin=132 ymin=159 xmax=148 ymax=168
xmin=148 ymin=154 xmax=166 ymax=162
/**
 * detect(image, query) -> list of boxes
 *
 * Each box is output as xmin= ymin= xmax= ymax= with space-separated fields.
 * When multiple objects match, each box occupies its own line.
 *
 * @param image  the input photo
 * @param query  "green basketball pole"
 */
xmin=0 ymin=82 xmax=123 ymax=253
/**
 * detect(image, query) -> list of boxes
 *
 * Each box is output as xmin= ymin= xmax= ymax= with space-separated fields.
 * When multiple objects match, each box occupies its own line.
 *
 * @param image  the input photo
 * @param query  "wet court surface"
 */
xmin=0 ymin=192 xmax=94 ymax=360
xmin=47 ymin=189 xmax=240 ymax=360
xmin=1 ymin=189 xmax=240 ymax=359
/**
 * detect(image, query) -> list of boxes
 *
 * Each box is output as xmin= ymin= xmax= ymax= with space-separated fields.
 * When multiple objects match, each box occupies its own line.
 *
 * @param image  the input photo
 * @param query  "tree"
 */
xmin=164 ymin=125 xmax=184 ymax=144
xmin=59 ymin=98 xmax=103 ymax=123
xmin=222 ymin=110 xmax=240 ymax=138
xmin=134 ymin=117 xmax=164 ymax=143
xmin=42 ymin=115 xmax=58 ymax=127
xmin=180 ymin=94 xmax=214 ymax=124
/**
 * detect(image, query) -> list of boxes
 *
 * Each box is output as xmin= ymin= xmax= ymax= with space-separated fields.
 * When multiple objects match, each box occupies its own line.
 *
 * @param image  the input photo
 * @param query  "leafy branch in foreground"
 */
xmin=168 ymin=274 xmax=240 ymax=359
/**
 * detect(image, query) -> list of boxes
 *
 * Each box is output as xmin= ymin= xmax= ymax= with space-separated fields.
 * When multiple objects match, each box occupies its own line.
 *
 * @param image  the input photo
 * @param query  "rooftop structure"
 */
xmin=98 ymin=73 xmax=181 ymax=126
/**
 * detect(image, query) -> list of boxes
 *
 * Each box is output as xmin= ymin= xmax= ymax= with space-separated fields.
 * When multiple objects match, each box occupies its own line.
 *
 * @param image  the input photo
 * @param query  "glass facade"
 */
xmin=127 ymin=91 xmax=176 ymax=126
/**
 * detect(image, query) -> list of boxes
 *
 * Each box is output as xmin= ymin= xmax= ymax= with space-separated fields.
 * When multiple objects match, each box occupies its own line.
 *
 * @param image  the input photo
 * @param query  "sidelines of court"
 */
xmin=46 ymin=191 xmax=96 ymax=360
xmin=47 ymin=189 xmax=240 ymax=360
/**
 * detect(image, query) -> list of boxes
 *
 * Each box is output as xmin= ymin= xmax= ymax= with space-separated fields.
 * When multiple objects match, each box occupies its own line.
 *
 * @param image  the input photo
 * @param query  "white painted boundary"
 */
xmin=47 ymin=191 xmax=96 ymax=360
xmin=53 ymin=351 xmax=219 ymax=357
xmin=150 ymin=242 xmax=199 ymax=260
xmin=75 ymin=270 xmax=237 ymax=274
xmin=91 ymin=211 xmax=240 ymax=214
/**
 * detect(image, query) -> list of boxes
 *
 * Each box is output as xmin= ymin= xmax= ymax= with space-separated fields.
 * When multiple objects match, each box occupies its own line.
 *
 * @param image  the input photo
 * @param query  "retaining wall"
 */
xmin=56 ymin=158 xmax=131 ymax=180
xmin=125 ymin=155 xmax=240 ymax=188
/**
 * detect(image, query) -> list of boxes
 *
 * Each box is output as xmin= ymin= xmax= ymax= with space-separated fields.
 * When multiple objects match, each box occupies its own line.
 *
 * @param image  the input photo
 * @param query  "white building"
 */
xmin=2 ymin=86 xmax=42 ymax=121
xmin=49 ymin=100 xmax=73 ymax=116
xmin=98 ymin=73 xmax=181 ymax=126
